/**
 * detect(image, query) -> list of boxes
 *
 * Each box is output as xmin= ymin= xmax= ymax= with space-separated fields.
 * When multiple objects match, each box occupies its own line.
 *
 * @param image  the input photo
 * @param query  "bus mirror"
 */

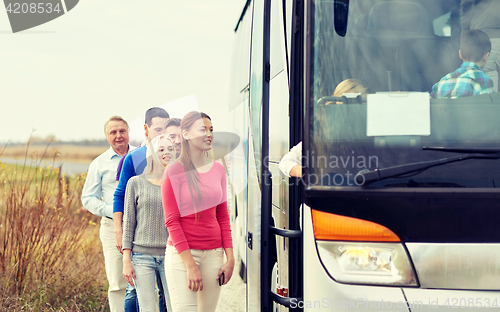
xmin=334 ymin=0 xmax=349 ymax=37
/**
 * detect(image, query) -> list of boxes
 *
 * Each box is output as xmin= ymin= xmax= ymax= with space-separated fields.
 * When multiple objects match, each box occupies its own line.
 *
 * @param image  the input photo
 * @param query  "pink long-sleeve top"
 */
xmin=162 ymin=161 xmax=233 ymax=254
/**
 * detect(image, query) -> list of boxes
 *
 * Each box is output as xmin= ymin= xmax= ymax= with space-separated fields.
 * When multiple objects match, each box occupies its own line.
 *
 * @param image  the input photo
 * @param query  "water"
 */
xmin=0 ymin=158 xmax=90 ymax=176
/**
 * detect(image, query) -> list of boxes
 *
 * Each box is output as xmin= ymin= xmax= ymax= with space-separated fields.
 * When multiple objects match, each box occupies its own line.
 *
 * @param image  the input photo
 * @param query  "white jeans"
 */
xmin=100 ymin=217 xmax=127 ymax=312
xmin=165 ymin=246 xmax=224 ymax=312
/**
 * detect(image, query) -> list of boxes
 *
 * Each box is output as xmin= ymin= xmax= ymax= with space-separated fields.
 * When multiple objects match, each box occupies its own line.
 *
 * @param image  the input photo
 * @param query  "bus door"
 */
xmin=260 ymin=0 xmax=304 ymax=311
xmin=238 ymin=0 xmax=304 ymax=311
xmin=245 ymin=0 xmax=267 ymax=311
xmin=267 ymin=0 xmax=300 ymax=309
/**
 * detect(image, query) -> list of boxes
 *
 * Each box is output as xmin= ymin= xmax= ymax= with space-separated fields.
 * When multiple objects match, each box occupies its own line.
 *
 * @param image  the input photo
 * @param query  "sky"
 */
xmin=0 ymin=1 xmax=245 ymax=144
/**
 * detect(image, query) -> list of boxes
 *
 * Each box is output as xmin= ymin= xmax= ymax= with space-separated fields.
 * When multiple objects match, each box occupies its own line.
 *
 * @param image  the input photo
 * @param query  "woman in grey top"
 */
xmin=122 ymin=134 xmax=175 ymax=312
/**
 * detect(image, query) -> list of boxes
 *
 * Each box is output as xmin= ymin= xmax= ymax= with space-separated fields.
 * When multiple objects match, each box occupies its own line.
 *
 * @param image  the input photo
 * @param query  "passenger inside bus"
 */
xmin=461 ymin=0 xmax=500 ymax=92
xmin=309 ymin=0 xmax=500 ymax=188
xmin=279 ymin=79 xmax=369 ymax=178
xmin=317 ymin=0 xmax=471 ymax=94
xmin=431 ymin=29 xmax=494 ymax=99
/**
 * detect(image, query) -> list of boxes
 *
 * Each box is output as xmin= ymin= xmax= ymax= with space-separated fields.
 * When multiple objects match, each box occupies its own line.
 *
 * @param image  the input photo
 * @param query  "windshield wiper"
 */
xmin=355 ymin=152 xmax=500 ymax=185
xmin=423 ymin=147 xmax=500 ymax=154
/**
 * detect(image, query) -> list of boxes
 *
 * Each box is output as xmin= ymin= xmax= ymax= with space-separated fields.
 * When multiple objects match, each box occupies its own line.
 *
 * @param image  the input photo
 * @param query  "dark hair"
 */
xmin=460 ymin=30 xmax=491 ymax=63
xmin=178 ymin=111 xmax=211 ymax=214
xmin=165 ymin=118 xmax=181 ymax=129
xmin=145 ymin=107 xmax=170 ymax=127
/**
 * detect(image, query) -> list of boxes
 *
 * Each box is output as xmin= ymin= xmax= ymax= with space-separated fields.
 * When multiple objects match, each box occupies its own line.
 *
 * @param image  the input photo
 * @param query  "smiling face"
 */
xmin=183 ymin=117 xmax=213 ymax=152
xmin=105 ymin=120 xmax=129 ymax=153
xmin=157 ymin=137 xmax=175 ymax=167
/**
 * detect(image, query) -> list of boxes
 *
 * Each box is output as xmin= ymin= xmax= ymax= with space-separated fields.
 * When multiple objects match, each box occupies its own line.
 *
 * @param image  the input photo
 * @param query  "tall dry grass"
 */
xmin=0 ymin=142 xmax=109 ymax=311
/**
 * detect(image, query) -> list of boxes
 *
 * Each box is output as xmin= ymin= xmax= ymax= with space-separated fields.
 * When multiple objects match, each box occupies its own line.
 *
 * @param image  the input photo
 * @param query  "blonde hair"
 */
xmin=333 ymin=79 xmax=369 ymax=96
xmin=143 ymin=134 xmax=174 ymax=176
xmin=326 ymin=79 xmax=369 ymax=104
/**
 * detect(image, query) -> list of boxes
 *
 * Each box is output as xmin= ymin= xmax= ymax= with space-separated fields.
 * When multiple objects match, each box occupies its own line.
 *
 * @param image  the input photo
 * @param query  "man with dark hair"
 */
xmin=431 ymin=29 xmax=494 ymax=99
xmin=143 ymin=107 xmax=170 ymax=139
xmin=113 ymin=107 xmax=171 ymax=312
xmin=114 ymin=108 xmax=171 ymax=182
xmin=164 ymin=118 xmax=181 ymax=158
xmin=82 ymin=116 xmax=133 ymax=312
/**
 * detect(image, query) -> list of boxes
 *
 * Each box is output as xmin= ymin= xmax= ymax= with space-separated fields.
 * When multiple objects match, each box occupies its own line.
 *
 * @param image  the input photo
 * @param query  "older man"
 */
xmin=81 ymin=116 xmax=133 ymax=312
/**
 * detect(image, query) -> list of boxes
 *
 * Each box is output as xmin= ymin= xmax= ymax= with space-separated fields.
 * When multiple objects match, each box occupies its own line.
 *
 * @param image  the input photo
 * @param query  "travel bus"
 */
xmin=227 ymin=0 xmax=500 ymax=311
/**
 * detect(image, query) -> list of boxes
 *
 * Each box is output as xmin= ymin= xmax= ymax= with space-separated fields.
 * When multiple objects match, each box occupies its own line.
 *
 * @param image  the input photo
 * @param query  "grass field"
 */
xmin=0 ymin=159 xmax=109 ymax=311
xmin=1 ymin=144 xmax=108 ymax=164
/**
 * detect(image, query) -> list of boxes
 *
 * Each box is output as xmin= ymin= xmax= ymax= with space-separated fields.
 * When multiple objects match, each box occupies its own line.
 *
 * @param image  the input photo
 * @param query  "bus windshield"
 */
xmin=308 ymin=0 xmax=500 ymax=188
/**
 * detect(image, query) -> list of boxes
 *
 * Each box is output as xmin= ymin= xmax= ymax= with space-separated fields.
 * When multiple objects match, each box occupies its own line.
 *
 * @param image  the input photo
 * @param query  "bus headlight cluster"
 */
xmin=317 ymin=241 xmax=417 ymax=286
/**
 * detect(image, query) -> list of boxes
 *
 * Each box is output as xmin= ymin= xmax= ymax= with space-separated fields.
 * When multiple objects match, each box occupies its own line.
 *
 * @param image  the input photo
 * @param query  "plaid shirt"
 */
xmin=430 ymin=62 xmax=494 ymax=99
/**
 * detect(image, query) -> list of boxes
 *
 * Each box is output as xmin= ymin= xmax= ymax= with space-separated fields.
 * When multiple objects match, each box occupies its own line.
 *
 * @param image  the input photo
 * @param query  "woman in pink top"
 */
xmin=162 ymin=111 xmax=233 ymax=312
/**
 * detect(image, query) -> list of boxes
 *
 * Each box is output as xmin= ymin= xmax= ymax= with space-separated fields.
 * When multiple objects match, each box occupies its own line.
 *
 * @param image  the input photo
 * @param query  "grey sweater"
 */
xmin=123 ymin=175 xmax=168 ymax=255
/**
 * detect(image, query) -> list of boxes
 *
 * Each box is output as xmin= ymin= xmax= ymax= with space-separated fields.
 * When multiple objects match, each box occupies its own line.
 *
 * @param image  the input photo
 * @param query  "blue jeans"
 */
xmin=131 ymin=252 xmax=172 ymax=312
xmin=124 ymin=283 xmax=138 ymax=312
xmin=124 ymin=272 xmax=168 ymax=312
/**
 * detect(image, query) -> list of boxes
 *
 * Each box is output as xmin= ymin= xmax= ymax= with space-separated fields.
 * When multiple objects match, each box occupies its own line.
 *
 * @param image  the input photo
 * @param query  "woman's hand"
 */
xmin=123 ymin=260 xmax=135 ymax=286
xmin=179 ymin=249 xmax=203 ymax=292
xmin=186 ymin=263 xmax=203 ymax=292
xmin=122 ymin=249 xmax=135 ymax=286
xmin=217 ymin=248 xmax=235 ymax=286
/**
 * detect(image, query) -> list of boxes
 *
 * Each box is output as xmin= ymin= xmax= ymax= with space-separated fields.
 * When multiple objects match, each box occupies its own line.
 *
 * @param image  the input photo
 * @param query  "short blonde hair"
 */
xmin=326 ymin=79 xmax=369 ymax=105
xmin=104 ymin=116 xmax=129 ymax=135
xmin=333 ymin=79 xmax=369 ymax=97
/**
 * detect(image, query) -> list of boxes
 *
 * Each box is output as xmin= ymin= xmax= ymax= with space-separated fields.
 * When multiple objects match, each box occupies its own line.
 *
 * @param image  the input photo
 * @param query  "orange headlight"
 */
xmin=312 ymin=209 xmax=400 ymax=242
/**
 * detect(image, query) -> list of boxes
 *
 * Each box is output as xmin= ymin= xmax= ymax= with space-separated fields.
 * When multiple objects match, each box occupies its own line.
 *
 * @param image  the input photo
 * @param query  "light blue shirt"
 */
xmin=81 ymin=145 xmax=134 ymax=218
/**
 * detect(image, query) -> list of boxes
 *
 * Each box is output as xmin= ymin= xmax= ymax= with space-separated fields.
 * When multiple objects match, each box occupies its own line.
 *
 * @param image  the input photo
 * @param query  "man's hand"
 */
xmin=115 ymin=229 xmax=123 ymax=254
xmin=114 ymin=212 xmax=124 ymax=254
xmin=289 ymin=165 xmax=303 ymax=178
